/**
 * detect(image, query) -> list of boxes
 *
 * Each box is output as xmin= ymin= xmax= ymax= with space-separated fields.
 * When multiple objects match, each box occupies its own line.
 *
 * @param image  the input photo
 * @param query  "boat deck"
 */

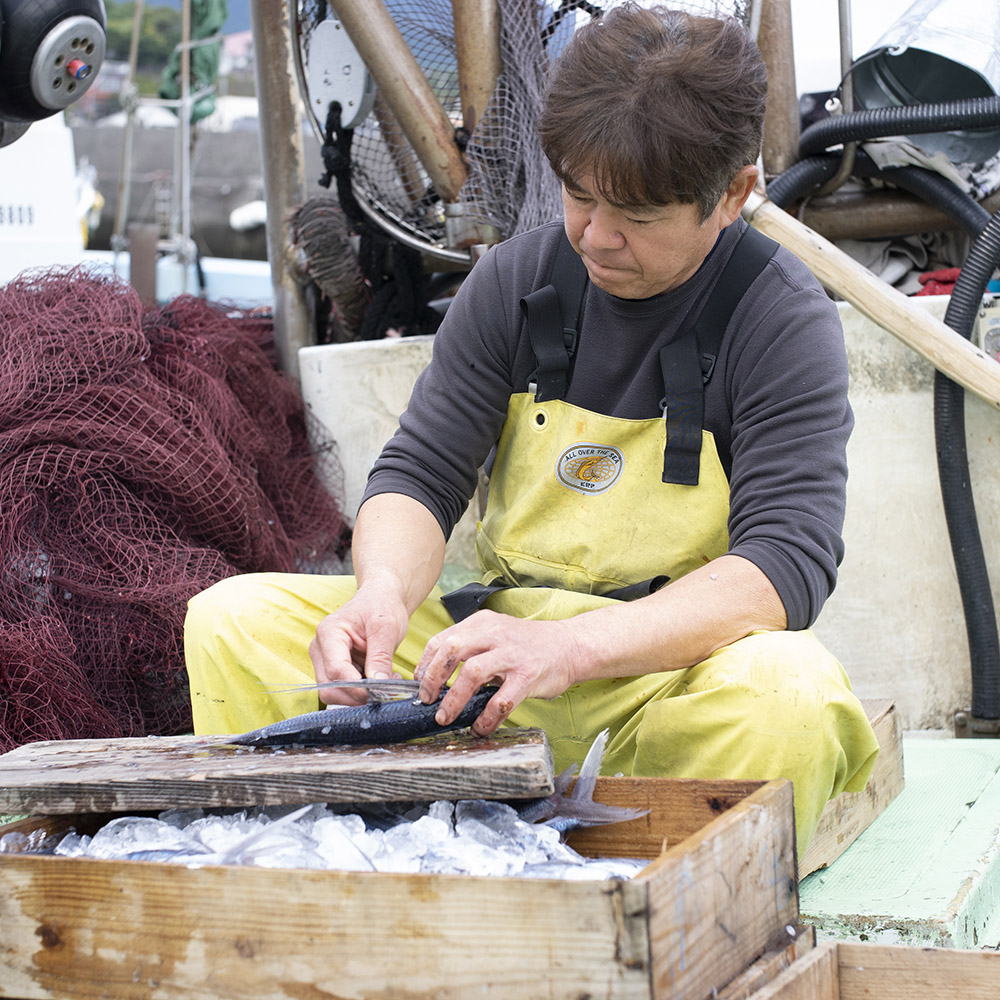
xmin=800 ymin=733 xmax=1000 ymax=949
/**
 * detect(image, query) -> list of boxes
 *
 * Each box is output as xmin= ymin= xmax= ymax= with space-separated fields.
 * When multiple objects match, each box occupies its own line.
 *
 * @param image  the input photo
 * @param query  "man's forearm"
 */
xmin=564 ymin=554 xmax=788 ymax=683
xmin=351 ymin=492 xmax=448 ymax=613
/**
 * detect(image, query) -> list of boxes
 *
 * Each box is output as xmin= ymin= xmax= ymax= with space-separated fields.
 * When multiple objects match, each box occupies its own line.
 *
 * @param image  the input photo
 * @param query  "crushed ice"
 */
xmin=0 ymin=800 xmax=649 ymax=880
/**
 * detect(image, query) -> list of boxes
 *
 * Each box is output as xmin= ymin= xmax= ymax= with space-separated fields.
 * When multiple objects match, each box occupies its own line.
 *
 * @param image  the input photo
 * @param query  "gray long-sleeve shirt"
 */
xmin=363 ymin=217 xmax=852 ymax=630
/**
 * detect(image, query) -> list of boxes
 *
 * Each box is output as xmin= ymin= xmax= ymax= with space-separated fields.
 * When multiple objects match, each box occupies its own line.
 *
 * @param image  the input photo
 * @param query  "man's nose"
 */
xmin=584 ymin=206 xmax=625 ymax=248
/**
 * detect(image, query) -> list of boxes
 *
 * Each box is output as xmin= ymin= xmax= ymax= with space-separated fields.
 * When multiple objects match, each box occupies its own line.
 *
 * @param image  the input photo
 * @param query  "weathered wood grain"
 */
xmin=645 ymin=779 xmax=799 ymax=1000
xmin=716 ymin=926 xmax=815 ymax=1000
xmin=0 ymin=728 xmax=555 ymax=814
xmin=751 ymin=942 xmax=840 ymax=1000
xmin=566 ymin=776 xmax=767 ymax=859
xmin=747 ymin=940 xmax=1000 ymax=999
xmin=838 ymin=942 xmax=1000 ymax=999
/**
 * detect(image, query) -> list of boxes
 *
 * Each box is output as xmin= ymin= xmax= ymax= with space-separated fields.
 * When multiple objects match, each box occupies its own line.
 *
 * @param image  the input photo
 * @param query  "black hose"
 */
xmin=852 ymin=160 xmax=992 ymax=236
xmin=798 ymin=96 xmax=1000 ymax=159
xmin=766 ymin=156 xmax=840 ymax=208
xmin=935 ymin=214 xmax=1000 ymax=722
xmin=769 ymin=151 xmax=991 ymax=236
xmin=773 ymin=97 xmax=1000 ymax=724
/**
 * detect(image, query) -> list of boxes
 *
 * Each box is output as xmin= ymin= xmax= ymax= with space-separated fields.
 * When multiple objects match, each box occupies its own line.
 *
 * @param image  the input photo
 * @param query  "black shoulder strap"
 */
xmin=691 ymin=225 xmax=778 ymax=379
xmin=658 ymin=226 xmax=778 ymax=486
xmin=519 ymin=233 xmax=588 ymax=402
xmin=518 ymin=224 xmax=778 ymax=484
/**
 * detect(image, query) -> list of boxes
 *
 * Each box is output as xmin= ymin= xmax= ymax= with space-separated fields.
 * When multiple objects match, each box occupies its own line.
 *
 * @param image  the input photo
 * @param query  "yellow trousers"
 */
xmin=184 ymin=571 xmax=879 ymax=853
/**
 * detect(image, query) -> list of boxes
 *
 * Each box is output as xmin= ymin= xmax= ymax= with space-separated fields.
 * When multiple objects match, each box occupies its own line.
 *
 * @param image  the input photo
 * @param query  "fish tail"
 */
xmin=541 ymin=800 xmax=649 ymax=832
xmin=220 ymin=804 xmax=314 ymax=865
xmin=569 ymin=727 xmax=610 ymax=804
xmin=519 ymin=728 xmax=648 ymax=832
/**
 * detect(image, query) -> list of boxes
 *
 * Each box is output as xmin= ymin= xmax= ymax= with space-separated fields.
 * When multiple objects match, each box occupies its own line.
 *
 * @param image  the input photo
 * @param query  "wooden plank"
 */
xmin=0 ymin=728 xmax=554 ymax=814
xmin=799 ymin=699 xmax=904 ymax=878
xmin=0 ymin=851 xmax=650 ymax=999
xmin=750 ymin=941 xmax=840 ymax=1000
xmin=744 ymin=191 xmax=1000 ymax=411
xmin=716 ymin=926 xmax=816 ymax=1000
xmin=837 ymin=942 xmax=1000 ymax=999
xmin=567 ymin=776 xmax=767 ymax=860
xmin=645 ymin=780 xmax=799 ymax=1000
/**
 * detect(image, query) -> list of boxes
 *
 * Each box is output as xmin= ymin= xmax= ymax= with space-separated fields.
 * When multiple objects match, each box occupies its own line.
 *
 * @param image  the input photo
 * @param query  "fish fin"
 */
xmin=260 ymin=679 xmax=421 ymax=703
xmin=530 ymin=729 xmax=648 ymax=832
xmin=569 ymin=728 xmax=609 ymax=803
xmin=515 ymin=764 xmax=578 ymax=821
xmin=553 ymin=763 xmax=579 ymax=795
xmin=543 ymin=801 xmax=650 ymax=831
xmin=220 ymin=804 xmax=314 ymax=865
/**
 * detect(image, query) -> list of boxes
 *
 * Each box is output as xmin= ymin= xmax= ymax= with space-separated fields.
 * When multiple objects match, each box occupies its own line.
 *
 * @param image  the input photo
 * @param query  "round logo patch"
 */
xmin=555 ymin=443 xmax=624 ymax=494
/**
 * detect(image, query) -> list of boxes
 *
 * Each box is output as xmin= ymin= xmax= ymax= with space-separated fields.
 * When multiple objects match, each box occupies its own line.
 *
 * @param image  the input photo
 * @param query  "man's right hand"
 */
xmin=308 ymin=587 xmax=410 ymax=704
xmin=310 ymin=491 xmax=448 ymax=704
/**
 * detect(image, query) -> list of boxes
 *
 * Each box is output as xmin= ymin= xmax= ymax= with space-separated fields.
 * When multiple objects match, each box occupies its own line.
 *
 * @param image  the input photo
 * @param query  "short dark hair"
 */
xmin=537 ymin=3 xmax=767 ymax=221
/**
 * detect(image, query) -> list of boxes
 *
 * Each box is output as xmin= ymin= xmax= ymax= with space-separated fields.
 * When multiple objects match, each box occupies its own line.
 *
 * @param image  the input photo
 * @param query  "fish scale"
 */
xmin=228 ymin=687 xmax=495 ymax=747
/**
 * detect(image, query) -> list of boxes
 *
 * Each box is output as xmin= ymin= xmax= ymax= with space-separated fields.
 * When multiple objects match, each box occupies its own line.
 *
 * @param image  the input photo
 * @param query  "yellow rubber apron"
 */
xmin=476 ymin=391 xmax=730 ymax=600
xmin=464 ymin=390 xmax=877 ymax=851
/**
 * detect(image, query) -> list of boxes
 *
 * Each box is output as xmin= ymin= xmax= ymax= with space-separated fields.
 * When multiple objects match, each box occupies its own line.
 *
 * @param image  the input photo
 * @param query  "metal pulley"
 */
xmin=0 ymin=0 xmax=107 ymax=124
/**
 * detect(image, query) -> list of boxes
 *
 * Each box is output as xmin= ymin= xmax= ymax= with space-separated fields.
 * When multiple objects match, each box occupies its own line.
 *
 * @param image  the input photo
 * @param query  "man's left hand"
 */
xmin=414 ymin=611 xmax=579 ymax=735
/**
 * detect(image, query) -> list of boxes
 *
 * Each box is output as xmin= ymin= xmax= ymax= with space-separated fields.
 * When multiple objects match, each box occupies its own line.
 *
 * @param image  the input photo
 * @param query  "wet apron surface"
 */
xmin=475 ymin=390 xmax=730 ymax=609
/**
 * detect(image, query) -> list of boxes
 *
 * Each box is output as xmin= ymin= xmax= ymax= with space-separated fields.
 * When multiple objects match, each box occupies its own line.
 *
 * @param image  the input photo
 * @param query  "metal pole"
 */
xmin=450 ymin=0 xmax=502 ymax=135
xmin=112 ymin=0 xmax=144 ymax=250
xmin=813 ymin=0 xmax=857 ymax=196
xmin=180 ymin=0 xmax=191 ymax=248
xmin=250 ymin=0 xmax=312 ymax=381
xmin=757 ymin=0 xmax=800 ymax=179
xmin=178 ymin=0 xmax=192 ymax=292
xmin=331 ymin=0 xmax=468 ymax=203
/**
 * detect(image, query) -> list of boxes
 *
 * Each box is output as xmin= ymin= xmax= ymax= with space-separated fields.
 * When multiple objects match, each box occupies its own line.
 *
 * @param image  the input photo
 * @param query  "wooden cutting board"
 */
xmin=0 ymin=727 xmax=555 ymax=815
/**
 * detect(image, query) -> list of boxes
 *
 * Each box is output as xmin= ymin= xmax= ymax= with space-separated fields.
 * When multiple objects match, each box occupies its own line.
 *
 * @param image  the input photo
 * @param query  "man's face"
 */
xmin=560 ymin=172 xmax=730 ymax=300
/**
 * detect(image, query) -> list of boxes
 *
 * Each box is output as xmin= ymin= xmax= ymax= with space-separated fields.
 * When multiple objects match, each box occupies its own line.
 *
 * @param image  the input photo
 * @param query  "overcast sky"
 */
xmin=791 ymin=0 xmax=918 ymax=93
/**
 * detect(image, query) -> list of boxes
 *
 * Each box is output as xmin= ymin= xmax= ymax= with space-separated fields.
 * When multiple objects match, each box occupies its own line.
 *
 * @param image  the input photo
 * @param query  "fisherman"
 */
xmin=184 ymin=3 xmax=879 ymax=853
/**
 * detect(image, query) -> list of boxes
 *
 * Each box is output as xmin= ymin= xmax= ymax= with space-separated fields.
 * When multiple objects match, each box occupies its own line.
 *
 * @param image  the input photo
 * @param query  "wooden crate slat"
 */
xmin=750 ymin=941 xmax=840 ymax=1000
xmin=837 ymin=942 xmax=1000 ymax=999
xmin=645 ymin=780 xmax=799 ymax=1000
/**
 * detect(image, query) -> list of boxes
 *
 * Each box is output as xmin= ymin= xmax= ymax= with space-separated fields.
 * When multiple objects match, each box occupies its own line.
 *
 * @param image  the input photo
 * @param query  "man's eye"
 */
xmin=627 ymin=216 xmax=655 ymax=225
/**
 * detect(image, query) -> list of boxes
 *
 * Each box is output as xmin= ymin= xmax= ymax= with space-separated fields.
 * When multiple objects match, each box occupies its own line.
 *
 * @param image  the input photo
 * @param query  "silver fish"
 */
xmin=263 ymin=677 xmax=423 ymax=704
xmin=123 ymin=805 xmax=314 ymax=865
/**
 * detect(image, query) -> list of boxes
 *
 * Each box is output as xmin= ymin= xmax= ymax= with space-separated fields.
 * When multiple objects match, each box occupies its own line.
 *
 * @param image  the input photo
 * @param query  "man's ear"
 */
xmin=717 ymin=165 xmax=759 ymax=225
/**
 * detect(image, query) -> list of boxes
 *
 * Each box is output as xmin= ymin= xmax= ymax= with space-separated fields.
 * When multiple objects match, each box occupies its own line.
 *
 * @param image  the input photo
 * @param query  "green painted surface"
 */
xmin=800 ymin=736 xmax=1000 ymax=948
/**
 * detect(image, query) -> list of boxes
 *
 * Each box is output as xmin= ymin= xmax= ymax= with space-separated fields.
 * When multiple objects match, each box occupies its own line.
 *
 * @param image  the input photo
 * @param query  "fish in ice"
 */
xmin=120 ymin=804 xmax=316 ymax=865
xmin=37 ymin=732 xmax=651 ymax=877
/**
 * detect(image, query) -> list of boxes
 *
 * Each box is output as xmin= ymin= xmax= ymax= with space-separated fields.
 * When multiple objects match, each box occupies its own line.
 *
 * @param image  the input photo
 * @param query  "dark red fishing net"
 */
xmin=0 ymin=267 xmax=349 ymax=751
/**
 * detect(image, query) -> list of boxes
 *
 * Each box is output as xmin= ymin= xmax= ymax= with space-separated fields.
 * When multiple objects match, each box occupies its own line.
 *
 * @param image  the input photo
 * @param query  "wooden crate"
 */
xmin=748 ymin=939 xmax=1000 ymax=999
xmin=0 ymin=776 xmax=797 ymax=1000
